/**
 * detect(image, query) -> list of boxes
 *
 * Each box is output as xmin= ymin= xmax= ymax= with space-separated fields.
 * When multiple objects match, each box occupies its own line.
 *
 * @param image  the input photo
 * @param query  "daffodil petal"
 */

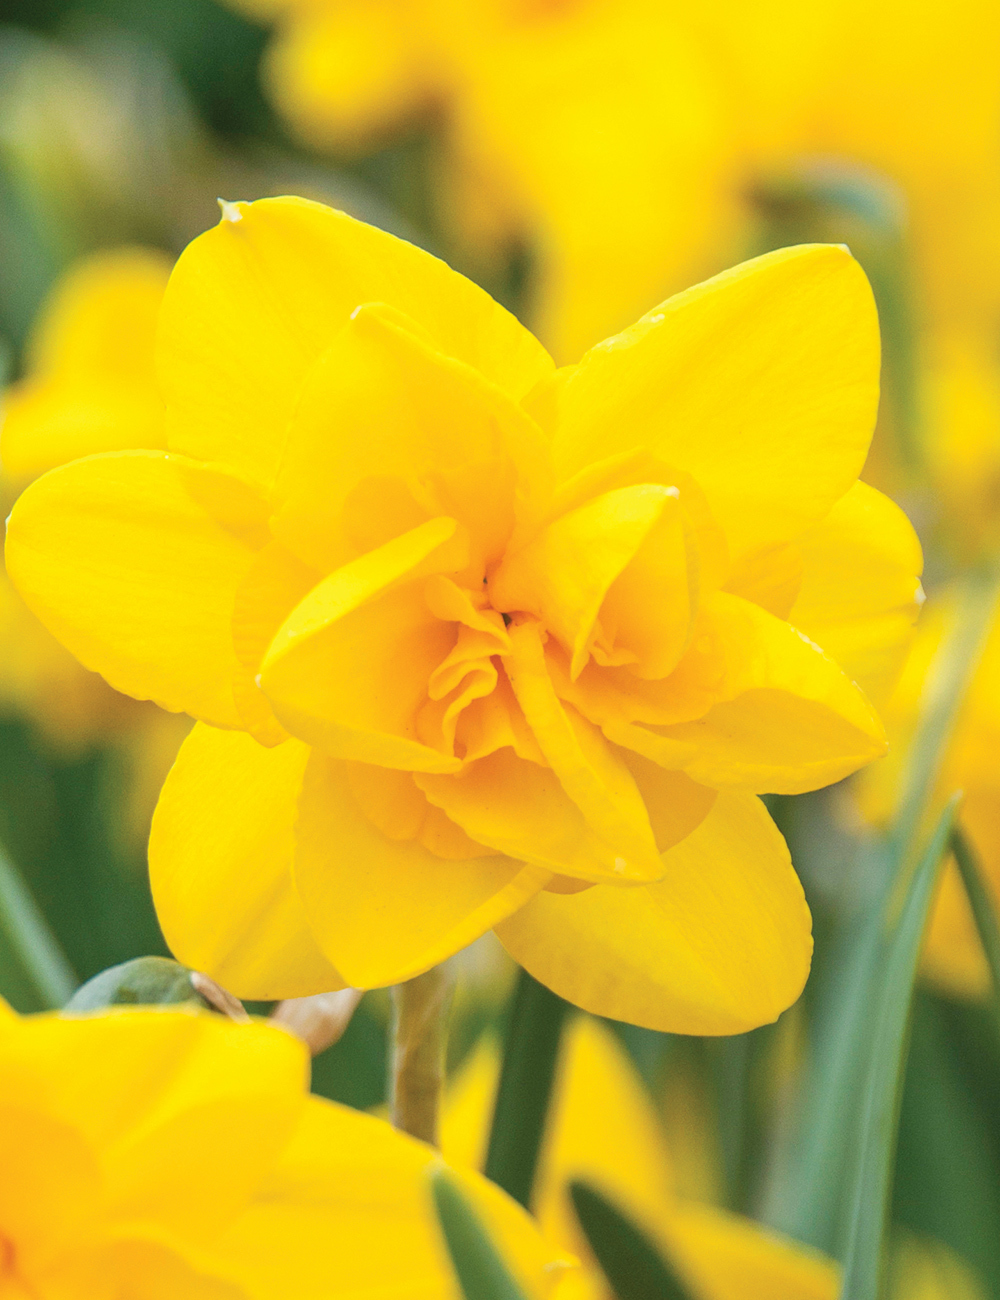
xmin=605 ymin=592 xmax=886 ymax=794
xmin=272 ymin=302 xmax=549 ymax=573
xmin=157 ymin=196 xmax=553 ymax=489
xmin=491 ymin=483 xmax=688 ymax=679
xmin=550 ymin=244 xmax=879 ymax=559
xmin=5 ymin=451 xmax=257 ymax=726
xmin=293 ymin=752 xmax=549 ymax=987
xmin=149 ymin=724 xmax=345 ymax=1000
xmin=2 ymin=1011 xmax=307 ymax=1232
xmin=505 ymin=620 xmax=662 ymax=881
xmin=212 ymin=1098 xmax=572 ymax=1298
xmin=495 ymin=791 xmax=811 ymax=1034
xmin=663 ymin=1203 xmax=839 ymax=1300
xmin=789 ymin=481 xmax=924 ymax=708
xmin=260 ymin=519 xmax=466 ymax=774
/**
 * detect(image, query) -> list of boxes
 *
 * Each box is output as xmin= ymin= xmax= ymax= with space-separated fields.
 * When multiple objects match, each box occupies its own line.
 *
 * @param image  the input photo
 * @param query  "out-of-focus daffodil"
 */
xmin=0 ymin=248 xmax=188 ymax=830
xmin=2 ymin=247 xmax=170 ymax=478
xmin=860 ymin=590 xmax=1000 ymax=999
xmin=0 ymin=998 xmax=567 ymax=1298
xmin=228 ymin=0 xmax=1000 ymax=363
xmin=6 ymin=197 xmax=922 ymax=1030
xmin=443 ymin=1015 xmax=839 ymax=1300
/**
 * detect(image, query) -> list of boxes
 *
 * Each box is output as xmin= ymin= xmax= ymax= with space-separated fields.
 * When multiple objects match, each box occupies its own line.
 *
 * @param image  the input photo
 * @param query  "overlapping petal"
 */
xmin=260 ymin=519 xmax=468 ymax=773
xmin=547 ymin=244 xmax=879 ymax=560
xmin=505 ymin=620 xmax=662 ymax=881
xmin=295 ymin=752 xmax=550 ymax=987
xmin=495 ymin=791 xmax=812 ymax=1034
xmin=148 ymin=724 xmax=345 ymax=1001
xmin=593 ymin=591 xmax=886 ymax=793
xmin=271 ymin=301 xmax=549 ymax=574
xmin=5 ymin=451 xmax=259 ymax=726
xmin=0 ymin=1010 xmax=307 ymax=1236
xmin=157 ymin=196 xmax=553 ymax=489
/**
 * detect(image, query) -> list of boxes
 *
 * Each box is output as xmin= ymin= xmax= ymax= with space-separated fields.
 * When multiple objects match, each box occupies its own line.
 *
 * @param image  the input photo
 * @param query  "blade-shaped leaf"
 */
xmin=0 ymin=843 xmax=77 ymax=1010
xmin=429 ymin=1165 xmax=533 ymax=1300
xmin=569 ymin=1180 xmax=699 ymax=1300
xmin=839 ymin=795 xmax=962 ymax=1300
xmin=951 ymin=828 xmax=1000 ymax=1006
xmin=485 ymin=969 xmax=569 ymax=1208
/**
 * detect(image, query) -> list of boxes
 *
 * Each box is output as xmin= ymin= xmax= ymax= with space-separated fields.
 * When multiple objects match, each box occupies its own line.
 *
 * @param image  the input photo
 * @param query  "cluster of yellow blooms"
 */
xmin=1 ymin=0 xmax=998 ymax=1294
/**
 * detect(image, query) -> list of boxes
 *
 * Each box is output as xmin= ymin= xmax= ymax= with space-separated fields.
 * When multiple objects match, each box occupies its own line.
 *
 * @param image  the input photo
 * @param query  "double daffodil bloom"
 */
xmin=443 ymin=1015 xmax=839 ymax=1300
xmin=860 ymin=590 xmax=1000 ymax=1000
xmin=6 ymin=197 xmax=922 ymax=1031
xmin=0 ymin=999 xmax=565 ymax=1298
xmin=0 ymin=248 xmax=187 ymax=770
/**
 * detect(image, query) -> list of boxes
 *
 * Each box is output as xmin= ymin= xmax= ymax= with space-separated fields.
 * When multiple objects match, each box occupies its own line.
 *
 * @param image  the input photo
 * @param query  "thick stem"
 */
xmin=484 ymin=969 xmax=569 ymax=1208
xmin=390 ymin=965 xmax=454 ymax=1145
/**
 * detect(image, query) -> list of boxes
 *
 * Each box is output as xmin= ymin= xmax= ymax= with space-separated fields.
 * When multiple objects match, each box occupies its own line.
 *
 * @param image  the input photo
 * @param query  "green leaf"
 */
xmin=951 ymin=828 xmax=1000 ymax=1008
xmin=839 ymin=795 xmax=962 ymax=1300
xmin=569 ymin=1180 xmax=700 ymax=1300
xmin=429 ymin=1165 xmax=532 ymax=1300
xmin=64 ymin=956 xmax=210 ymax=1011
xmin=0 ymin=842 xmax=77 ymax=1010
xmin=485 ymin=969 xmax=569 ymax=1208
xmin=764 ymin=567 xmax=1000 ymax=1253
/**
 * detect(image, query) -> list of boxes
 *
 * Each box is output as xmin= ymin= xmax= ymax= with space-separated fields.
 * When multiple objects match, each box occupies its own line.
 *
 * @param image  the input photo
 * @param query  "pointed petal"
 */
xmin=149 ymin=724 xmax=345 ymax=1000
xmin=158 ymin=196 xmax=553 ymax=489
xmin=5 ymin=452 xmax=259 ymax=726
xmin=496 ymin=792 xmax=812 ymax=1033
xmin=550 ymin=244 xmax=879 ymax=559
xmin=294 ymin=753 xmax=549 ymax=987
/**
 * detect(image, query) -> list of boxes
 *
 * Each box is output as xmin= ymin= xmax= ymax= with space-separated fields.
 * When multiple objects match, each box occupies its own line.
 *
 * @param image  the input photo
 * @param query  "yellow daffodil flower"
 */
xmin=443 ymin=1015 xmax=839 ymax=1299
xmin=0 ymin=247 xmax=188 ymax=773
xmin=5 ymin=197 xmax=922 ymax=1031
xmin=0 ymin=998 xmax=566 ymax=1298
xmin=860 ymin=590 xmax=1000 ymax=1000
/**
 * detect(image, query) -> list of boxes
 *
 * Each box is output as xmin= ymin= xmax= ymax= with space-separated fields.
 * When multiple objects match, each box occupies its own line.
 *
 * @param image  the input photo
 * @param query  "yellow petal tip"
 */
xmin=217 ymin=198 xmax=245 ymax=224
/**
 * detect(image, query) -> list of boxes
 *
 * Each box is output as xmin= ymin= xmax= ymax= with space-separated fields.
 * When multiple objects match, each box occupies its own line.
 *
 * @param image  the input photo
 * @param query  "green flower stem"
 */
xmin=951 ymin=827 xmax=1000 ymax=1005
xmin=484 ymin=969 xmax=569 ymax=1208
xmin=390 ymin=964 xmax=454 ymax=1145
xmin=0 ymin=845 xmax=76 ymax=1011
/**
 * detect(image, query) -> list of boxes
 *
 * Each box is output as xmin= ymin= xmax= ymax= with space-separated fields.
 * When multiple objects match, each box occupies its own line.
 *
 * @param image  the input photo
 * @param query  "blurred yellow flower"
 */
xmin=443 ymin=1015 xmax=839 ymax=1300
xmin=0 ymin=998 xmax=566 ymax=1298
xmin=6 ymin=197 xmax=921 ymax=1030
xmin=860 ymin=589 xmax=1000 ymax=1000
xmin=230 ymin=0 xmax=1000 ymax=360
xmin=0 ymin=248 xmax=187 ymax=861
